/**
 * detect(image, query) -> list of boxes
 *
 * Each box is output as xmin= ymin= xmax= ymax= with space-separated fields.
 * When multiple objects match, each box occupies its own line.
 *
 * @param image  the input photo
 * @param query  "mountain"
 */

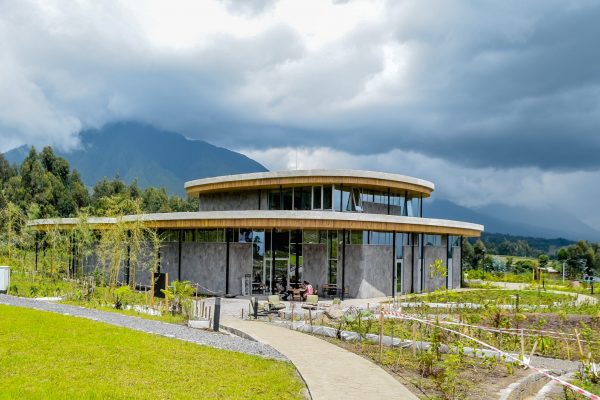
xmin=426 ymin=198 xmax=600 ymax=242
xmin=5 ymin=124 xmax=599 ymax=241
xmin=4 ymin=122 xmax=267 ymax=195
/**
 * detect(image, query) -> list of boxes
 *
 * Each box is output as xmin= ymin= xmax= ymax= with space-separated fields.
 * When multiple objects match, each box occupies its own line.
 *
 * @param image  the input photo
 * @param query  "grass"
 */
xmin=0 ymin=305 xmax=305 ymax=400
xmin=404 ymin=289 xmax=575 ymax=306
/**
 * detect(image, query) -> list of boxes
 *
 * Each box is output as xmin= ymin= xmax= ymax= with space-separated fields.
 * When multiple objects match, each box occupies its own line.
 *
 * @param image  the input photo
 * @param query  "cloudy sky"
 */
xmin=1 ymin=0 xmax=600 ymax=229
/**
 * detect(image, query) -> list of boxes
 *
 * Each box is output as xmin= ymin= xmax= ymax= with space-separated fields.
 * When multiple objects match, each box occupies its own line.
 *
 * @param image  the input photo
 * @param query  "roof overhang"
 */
xmin=28 ymin=211 xmax=483 ymax=237
xmin=184 ymin=170 xmax=435 ymax=198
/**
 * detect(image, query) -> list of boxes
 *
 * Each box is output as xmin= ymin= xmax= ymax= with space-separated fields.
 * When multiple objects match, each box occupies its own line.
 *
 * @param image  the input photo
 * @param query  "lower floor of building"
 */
xmin=131 ymin=228 xmax=463 ymax=299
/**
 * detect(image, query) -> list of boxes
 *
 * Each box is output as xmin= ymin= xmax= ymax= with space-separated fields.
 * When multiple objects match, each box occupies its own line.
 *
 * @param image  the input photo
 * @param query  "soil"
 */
xmin=325 ymin=337 xmax=531 ymax=399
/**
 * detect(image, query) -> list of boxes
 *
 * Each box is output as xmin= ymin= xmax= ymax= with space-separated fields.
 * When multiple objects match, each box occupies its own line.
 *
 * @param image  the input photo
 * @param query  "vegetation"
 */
xmin=0 ymin=305 xmax=305 ymax=400
xmin=463 ymin=238 xmax=600 ymax=280
xmin=0 ymin=147 xmax=197 ymax=220
xmin=479 ymin=232 xmax=574 ymax=257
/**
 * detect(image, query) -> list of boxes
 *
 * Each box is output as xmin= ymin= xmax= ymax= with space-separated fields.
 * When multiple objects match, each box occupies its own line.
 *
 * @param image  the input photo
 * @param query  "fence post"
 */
xmin=213 ymin=297 xmax=221 ymax=332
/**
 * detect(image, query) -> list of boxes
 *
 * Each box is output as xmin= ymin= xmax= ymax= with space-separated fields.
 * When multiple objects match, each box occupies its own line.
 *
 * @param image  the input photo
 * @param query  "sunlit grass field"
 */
xmin=0 ymin=305 xmax=305 ymax=400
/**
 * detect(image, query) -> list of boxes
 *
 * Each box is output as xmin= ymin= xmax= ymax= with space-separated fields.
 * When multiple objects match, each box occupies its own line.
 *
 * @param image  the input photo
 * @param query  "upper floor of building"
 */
xmin=185 ymin=169 xmax=435 ymax=217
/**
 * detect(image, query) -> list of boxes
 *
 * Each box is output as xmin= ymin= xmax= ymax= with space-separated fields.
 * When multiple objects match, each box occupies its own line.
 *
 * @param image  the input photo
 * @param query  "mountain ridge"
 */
xmin=4 ymin=122 xmax=267 ymax=195
xmin=5 ymin=121 xmax=600 ymax=242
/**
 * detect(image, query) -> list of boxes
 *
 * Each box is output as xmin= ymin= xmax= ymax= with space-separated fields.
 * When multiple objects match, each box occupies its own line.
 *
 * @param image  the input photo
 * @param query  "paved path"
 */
xmin=0 ymin=294 xmax=285 ymax=360
xmin=222 ymin=318 xmax=419 ymax=400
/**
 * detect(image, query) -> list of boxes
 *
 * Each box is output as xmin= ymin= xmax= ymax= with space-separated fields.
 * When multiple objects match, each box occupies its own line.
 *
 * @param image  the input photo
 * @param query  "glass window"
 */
xmin=406 ymin=196 xmax=414 ymax=216
xmin=328 ymin=230 xmax=338 ymax=259
xmin=282 ymin=189 xmax=293 ymax=210
xmin=342 ymin=188 xmax=351 ymax=211
xmin=395 ymin=233 xmax=405 ymax=259
xmin=313 ymin=186 xmax=322 ymax=209
xmin=333 ymin=186 xmax=342 ymax=211
xmin=160 ymin=230 xmax=179 ymax=242
xmin=424 ymin=234 xmax=442 ymax=246
xmin=272 ymin=230 xmax=290 ymax=258
xmin=370 ymin=231 xmax=392 ymax=245
xmin=389 ymin=194 xmax=403 ymax=215
xmin=412 ymin=196 xmax=422 ymax=217
xmin=303 ymin=230 xmax=319 ymax=244
xmin=239 ymin=229 xmax=253 ymax=243
xmin=352 ymin=188 xmax=362 ymax=212
xmin=323 ymin=185 xmax=333 ymax=210
xmin=360 ymin=190 xmax=372 ymax=203
xmin=328 ymin=260 xmax=337 ymax=284
xmin=268 ymin=190 xmax=281 ymax=210
xmin=300 ymin=187 xmax=312 ymax=210
xmin=346 ymin=231 xmax=363 ymax=245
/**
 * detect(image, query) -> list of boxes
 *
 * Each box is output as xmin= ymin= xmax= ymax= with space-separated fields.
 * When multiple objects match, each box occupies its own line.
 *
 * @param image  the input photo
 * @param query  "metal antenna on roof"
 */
xmin=295 ymin=147 xmax=298 ymax=170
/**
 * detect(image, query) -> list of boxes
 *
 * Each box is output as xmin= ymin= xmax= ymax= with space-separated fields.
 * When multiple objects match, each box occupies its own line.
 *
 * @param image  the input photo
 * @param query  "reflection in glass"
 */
xmin=313 ymin=186 xmax=322 ymax=209
xmin=282 ymin=189 xmax=293 ymax=210
xmin=323 ymin=185 xmax=333 ymax=210
xmin=333 ymin=186 xmax=342 ymax=211
xmin=268 ymin=190 xmax=281 ymax=210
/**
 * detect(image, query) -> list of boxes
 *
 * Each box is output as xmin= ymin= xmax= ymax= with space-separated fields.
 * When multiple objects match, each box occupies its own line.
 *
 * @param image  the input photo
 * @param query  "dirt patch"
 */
xmin=324 ymin=337 xmax=530 ymax=399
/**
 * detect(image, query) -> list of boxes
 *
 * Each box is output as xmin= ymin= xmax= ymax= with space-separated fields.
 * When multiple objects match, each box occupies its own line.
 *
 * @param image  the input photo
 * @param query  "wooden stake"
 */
xmin=575 ymin=328 xmax=584 ymax=358
xmin=520 ymin=329 xmax=525 ymax=361
xmin=164 ymin=272 xmax=169 ymax=313
xmin=412 ymin=323 xmax=418 ymax=356
xmin=150 ymin=273 xmax=155 ymax=307
xmin=379 ymin=306 xmax=384 ymax=362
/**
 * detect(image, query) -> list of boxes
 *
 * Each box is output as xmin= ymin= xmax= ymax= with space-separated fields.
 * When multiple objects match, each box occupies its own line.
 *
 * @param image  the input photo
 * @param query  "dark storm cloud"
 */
xmin=1 ymin=0 xmax=599 ymax=172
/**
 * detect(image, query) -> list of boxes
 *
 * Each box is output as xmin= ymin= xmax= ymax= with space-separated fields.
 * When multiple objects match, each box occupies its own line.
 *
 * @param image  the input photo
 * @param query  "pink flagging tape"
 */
xmin=381 ymin=311 xmax=600 ymax=400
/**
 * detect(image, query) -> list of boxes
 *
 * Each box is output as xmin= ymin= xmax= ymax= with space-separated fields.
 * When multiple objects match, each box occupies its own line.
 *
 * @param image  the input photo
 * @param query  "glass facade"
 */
xmin=265 ymin=185 xmax=424 ymax=217
xmin=157 ymin=227 xmax=457 ymax=295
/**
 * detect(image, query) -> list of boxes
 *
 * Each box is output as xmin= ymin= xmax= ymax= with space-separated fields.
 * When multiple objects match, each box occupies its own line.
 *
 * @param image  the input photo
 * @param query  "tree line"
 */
xmin=0 ymin=146 xmax=198 ymax=220
xmin=463 ymin=238 xmax=600 ymax=279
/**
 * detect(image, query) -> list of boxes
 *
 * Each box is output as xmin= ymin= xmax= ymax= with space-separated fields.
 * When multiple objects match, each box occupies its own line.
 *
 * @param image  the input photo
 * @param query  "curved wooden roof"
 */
xmin=185 ymin=170 xmax=435 ymax=198
xmin=28 ymin=211 xmax=483 ymax=237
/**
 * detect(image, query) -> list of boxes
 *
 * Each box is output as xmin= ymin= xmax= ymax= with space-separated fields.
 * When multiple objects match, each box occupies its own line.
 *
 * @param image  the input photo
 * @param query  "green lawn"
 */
xmin=405 ymin=289 xmax=575 ymax=306
xmin=0 ymin=305 xmax=305 ymax=400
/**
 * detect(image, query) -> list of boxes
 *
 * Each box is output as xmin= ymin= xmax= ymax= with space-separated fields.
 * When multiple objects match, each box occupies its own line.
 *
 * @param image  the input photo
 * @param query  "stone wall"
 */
xmin=228 ymin=243 xmax=253 ymax=295
xmin=423 ymin=245 xmax=447 ymax=292
xmin=303 ymin=244 xmax=328 ymax=289
xmin=401 ymin=245 xmax=413 ymax=294
xmin=198 ymin=190 xmax=261 ymax=211
xmin=341 ymin=244 xmax=393 ymax=298
xmin=452 ymin=245 xmax=461 ymax=289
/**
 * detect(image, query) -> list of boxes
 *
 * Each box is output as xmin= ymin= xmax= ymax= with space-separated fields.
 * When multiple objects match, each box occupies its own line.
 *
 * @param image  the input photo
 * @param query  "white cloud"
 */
xmin=1 ymin=0 xmax=600 ymax=231
xmin=241 ymin=146 xmax=600 ymax=230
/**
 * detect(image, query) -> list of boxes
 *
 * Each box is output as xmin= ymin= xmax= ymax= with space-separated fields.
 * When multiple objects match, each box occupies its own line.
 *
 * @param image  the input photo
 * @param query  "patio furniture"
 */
xmin=291 ymin=288 xmax=303 ymax=302
xmin=249 ymin=296 xmax=268 ymax=317
xmin=301 ymin=295 xmax=319 ymax=310
xmin=267 ymin=295 xmax=286 ymax=313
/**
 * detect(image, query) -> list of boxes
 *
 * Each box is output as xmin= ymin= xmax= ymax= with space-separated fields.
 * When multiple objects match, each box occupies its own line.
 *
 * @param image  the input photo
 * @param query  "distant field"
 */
xmin=493 ymin=255 xmax=537 ymax=262
xmin=0 ymin=305 xmax=305 ymax=400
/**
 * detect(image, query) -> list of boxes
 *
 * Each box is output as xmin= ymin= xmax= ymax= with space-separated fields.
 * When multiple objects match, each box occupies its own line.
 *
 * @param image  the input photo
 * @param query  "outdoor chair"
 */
xmin=267 ymin=295 xmax=286 ymax=313
xmin=249 ymin=296 xmax=268 ymax=317
xmin=301 ymin=294 xmax=319 ymax=310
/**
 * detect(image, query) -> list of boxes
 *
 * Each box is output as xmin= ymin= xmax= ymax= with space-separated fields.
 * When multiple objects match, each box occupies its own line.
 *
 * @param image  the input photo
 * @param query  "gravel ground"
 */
xmin=0 ymin=294 xmax=286 ymax=361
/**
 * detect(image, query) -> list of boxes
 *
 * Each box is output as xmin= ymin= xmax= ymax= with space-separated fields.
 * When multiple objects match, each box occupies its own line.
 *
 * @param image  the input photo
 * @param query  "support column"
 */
xmin=225 ymin=228 xmax=231 ymax=295
xmin=35 ymin=234 xmax=39 ymax=271
xmin=392 ymin=232 xmax=396 ymax=298
xmin=177 ymin=230 xmax=182 ymax=282
xmin=341 ymin=229 xmax=346 ymax=300
xmin=124 ymin=231 xmax=131 ymax=285
xmin=295 ymin=229 xmax=300 ymax=283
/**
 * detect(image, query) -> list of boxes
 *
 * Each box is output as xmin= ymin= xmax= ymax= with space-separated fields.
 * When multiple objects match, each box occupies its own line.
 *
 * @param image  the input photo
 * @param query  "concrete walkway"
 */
xmin=222 ymin=318 xmax=418 ymax=400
